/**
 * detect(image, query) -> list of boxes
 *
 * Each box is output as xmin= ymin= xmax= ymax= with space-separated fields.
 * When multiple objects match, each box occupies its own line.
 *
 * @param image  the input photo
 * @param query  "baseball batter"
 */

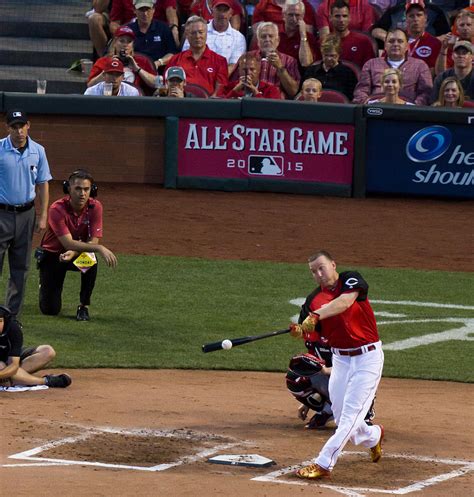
xmin=290 ymin=250 xmax=384 ymax=479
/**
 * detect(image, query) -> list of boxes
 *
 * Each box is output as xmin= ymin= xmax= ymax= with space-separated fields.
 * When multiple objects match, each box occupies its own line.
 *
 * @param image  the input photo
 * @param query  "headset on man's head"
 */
xmin=62 ymin=169 xmax=98 ymax=198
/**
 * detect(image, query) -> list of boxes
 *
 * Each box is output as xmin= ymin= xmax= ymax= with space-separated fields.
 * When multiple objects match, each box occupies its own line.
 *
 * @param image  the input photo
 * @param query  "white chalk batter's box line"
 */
xmin=3 ymin=426 xmax=246 ymax=472
xmin=252 ymin=451 xmax=474 ymax=496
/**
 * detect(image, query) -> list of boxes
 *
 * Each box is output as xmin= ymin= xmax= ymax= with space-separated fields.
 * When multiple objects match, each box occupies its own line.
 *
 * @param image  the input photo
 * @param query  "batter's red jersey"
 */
xmin=306 ymin=271 xmax=379 ymax=349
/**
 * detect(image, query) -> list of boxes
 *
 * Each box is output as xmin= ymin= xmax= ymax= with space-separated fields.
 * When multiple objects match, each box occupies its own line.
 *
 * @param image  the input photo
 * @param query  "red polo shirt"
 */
xmin=167 ymin=46 xmax=228 ymax=95
xmin=41 ymin=197 xmax=103 ymax=253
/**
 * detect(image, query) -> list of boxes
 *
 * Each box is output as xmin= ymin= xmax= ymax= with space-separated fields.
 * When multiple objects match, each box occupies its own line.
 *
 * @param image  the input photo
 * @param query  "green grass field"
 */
xmin=14 ymin=255 xmax=474 ymax=383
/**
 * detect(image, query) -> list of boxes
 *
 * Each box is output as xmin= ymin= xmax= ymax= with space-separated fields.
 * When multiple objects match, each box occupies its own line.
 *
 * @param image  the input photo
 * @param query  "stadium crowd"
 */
xmin=84 ymin=0 xmax=474 ymax=105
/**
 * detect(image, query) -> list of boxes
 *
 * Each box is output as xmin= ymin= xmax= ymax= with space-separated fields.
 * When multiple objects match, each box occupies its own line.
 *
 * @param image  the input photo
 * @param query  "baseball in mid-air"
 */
xmin=222 ymin=339 xmax=233 ymax=350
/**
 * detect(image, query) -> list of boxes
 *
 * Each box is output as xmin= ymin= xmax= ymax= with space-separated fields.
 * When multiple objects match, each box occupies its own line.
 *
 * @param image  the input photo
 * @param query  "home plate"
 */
xmin=207 ymin=454 xmax=275 ymax=467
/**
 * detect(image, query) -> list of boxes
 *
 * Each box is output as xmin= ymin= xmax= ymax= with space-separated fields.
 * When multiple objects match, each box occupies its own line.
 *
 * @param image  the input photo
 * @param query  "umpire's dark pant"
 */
xmin=0 ymin=206 xmax=36 ymax=317
xmin=39 ymin=250 xmax=97 ymax=315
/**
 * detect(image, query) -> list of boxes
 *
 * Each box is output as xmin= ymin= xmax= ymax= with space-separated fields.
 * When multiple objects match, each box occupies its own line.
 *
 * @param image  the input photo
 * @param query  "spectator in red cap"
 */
xmin=126 ymin=0 xmax=178 ymax=70
xmin=110 ymin=0 xmax=180 ymax=46
xmin=372 ymin=0 xmax=450 ymax=48
xmin=404 ymin=0 xmax=441 ymax=74
xmin=436 ymin=10 xmax=473 ymax=75
xmin=218 ymin=52 xmax=282 ymax=98
xmin=190 ymin=0 xmax=245 ymax=32
xmin=166 ymin=16 xmax=229 ymax=96
xmin=182 ymin=0 xmax=247 ymax=74
xmin=87 ymin=26 xmax=157 ymax=95
xmin=85 ymin=58 xmax=141 ymax=95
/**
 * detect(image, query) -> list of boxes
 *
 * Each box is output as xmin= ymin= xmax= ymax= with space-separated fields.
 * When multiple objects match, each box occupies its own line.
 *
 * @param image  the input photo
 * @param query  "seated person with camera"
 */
xmin=87 ymin=26 xmax=157 ymax=95
xmin=37 ymin=170 xmax=117 ymax=322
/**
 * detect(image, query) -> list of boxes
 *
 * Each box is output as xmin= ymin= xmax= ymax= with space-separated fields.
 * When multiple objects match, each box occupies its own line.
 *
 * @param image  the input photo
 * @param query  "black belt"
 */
xmin=0 ymin=200 xmax=35 ymax=213
xmin=337 ymin=344 xmax=376 ymax=357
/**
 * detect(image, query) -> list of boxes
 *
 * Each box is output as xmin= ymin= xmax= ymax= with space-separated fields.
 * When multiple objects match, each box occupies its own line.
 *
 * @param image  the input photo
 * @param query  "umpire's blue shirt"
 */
xmin=0 ymin=135 xmax=52 ymax=205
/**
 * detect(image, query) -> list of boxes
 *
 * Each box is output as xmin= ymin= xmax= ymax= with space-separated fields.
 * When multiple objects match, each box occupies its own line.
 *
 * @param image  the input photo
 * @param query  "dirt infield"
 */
xmin=2 ymin=184 xmax=473 ymax=497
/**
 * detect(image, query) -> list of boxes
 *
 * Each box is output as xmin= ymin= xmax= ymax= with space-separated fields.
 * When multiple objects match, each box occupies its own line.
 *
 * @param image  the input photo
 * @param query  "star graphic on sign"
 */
xmin=222 ymin=130 xmax=231 ymax=140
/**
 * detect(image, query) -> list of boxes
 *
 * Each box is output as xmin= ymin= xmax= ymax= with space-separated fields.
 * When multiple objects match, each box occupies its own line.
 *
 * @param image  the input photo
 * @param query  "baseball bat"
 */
xmin=202 ymin=328 xmax=290 ymax=353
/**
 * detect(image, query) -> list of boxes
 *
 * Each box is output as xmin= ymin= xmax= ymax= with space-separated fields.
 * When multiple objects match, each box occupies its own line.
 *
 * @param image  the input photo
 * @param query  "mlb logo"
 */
xmin=248 ymin=155 xmax=284 ymax=176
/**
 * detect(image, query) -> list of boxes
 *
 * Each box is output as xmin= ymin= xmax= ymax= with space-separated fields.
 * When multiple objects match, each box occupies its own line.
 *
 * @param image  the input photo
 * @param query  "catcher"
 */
xmin=0 ymin=305 xmax=71 ymax=388
xmin=286 ymin=290 xmax=375 ymax=429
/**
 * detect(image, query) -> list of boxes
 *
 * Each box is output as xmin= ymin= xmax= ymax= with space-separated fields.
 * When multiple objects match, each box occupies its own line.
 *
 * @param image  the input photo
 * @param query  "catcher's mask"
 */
xmin=286 ymin=353 xmax=325 ymax=410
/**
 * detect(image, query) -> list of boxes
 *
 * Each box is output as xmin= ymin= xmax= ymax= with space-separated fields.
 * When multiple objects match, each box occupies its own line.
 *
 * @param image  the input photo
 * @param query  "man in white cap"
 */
xmin=127 ymin=0 xmax=178 ymax=70
xmin=84 ymin=58 xmax=140 ymax=95
xmin=110 ymin=0 xmax=180 ymax=45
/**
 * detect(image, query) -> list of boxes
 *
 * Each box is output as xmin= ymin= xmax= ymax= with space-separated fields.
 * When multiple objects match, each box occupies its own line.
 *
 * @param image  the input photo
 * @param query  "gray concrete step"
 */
xmin=0 ymin=0 xmax=92 ymax=93
xmin=0 ymin=0 xmax=90 ymax=39
xmin=0 ymin=37 xmax=92 ymax=68
xmin=0 ymin=65 xmax=88 ymax=94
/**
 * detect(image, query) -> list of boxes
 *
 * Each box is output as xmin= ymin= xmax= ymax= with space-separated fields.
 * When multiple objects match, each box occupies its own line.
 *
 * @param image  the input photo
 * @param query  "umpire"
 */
xmin=0 ymin=110 xmax=51 ymax=321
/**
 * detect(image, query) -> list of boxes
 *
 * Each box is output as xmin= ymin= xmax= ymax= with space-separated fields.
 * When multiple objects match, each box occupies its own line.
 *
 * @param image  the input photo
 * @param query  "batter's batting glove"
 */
xmin=289 ymin=323 xmax=303 ymax=338
xmin=301 ymin=312 xmax=320 ymax=333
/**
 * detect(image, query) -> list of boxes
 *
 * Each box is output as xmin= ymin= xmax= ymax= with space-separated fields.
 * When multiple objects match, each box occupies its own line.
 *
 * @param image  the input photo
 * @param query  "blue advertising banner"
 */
xmin=366 ymin=121 xmax=473 ymax=198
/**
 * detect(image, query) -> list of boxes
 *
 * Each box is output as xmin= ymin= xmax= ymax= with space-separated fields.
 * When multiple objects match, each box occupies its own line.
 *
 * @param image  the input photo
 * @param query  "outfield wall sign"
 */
xmin=366 ymin=121 xmax=473 ymax=198
xmin=178 ymin=118 xmax=354 ymax=185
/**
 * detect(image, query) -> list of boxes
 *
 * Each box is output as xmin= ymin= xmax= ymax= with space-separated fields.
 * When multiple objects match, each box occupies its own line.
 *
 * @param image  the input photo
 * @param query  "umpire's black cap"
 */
xmin=6 ymin=109 xmax=28 ymax=126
